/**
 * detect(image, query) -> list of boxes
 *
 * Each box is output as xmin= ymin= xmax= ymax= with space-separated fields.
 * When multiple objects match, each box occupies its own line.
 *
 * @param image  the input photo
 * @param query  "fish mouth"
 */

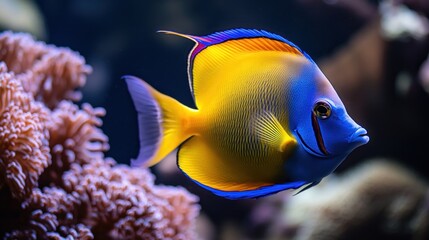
xmin=349 ymin=128 xmax=370 ymax=145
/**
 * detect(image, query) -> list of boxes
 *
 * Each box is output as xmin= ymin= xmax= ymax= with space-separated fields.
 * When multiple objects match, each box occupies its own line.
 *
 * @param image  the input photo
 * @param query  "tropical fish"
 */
xmin=124 ymin=29 xmax=369 ymax=199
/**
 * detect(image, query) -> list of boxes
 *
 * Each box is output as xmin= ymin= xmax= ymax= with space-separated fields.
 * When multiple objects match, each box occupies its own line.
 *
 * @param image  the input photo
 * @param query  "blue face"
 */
xmin=296 ymin=98 xmax=369 ymax=158
xmin=286 ymin=65 xmax=369 ymax=181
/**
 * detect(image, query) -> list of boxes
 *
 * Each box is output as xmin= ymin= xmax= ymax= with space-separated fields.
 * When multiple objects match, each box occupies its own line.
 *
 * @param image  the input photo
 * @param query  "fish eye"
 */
xmin=313 ymin=101 xmax=331 ymax=119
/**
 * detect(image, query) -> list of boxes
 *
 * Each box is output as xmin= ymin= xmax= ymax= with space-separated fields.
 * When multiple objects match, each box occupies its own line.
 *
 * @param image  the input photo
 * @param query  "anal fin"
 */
xmin=177 ymin=137 xmax=306 ymax=199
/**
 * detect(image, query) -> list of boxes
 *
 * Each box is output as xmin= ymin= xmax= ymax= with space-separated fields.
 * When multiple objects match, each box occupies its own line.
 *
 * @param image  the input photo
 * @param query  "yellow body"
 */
xmin=126 ymin=29 xmax=369 ymax=198
xmin=145 ymin=38 xmax=311 ymax=191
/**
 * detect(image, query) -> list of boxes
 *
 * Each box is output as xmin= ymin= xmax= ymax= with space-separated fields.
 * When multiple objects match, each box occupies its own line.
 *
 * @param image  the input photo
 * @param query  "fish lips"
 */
xmin=348 ymin=127 xmax=370 ymax=148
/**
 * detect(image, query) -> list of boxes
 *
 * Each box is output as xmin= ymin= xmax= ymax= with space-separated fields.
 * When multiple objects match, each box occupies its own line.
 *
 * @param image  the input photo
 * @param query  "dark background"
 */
xmin=4 ymin=0 xmax=429 ymax=238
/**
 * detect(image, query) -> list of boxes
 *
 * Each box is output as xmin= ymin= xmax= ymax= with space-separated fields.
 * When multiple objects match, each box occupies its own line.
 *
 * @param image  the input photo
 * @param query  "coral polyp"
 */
xmin=0 ymin=32 xmax=200 ymax=240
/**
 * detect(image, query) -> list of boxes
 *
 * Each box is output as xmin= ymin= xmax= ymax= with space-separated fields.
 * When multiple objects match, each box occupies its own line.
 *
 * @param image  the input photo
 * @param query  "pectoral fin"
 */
xmin=253 ymin=111 xmax=297 ymax=154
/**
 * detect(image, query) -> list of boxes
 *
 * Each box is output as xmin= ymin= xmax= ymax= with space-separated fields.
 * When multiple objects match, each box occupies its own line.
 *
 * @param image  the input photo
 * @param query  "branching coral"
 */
xmin=0 ymin=62 xmax=50 ymax=200
xmin=4 ymin=158 xmax=199 ymax=240
xmin=0 ymin=31 xmax=91 ymax=108
xmin=41 ymin=101 xmax=109 ymax=185
xmin=0 ymin=31 xmax=200 ymax=239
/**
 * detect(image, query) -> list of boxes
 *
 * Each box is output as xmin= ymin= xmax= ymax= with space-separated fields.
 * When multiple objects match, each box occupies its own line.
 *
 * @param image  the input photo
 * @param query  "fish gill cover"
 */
xmin=0 ymin=31 xmax=200 ymax=240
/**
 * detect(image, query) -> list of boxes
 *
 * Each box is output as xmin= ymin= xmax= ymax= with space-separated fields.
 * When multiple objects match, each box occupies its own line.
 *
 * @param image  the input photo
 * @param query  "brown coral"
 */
xmin=5 ymin=158 xmax=199 ymax=240
xmin=41 ymin=101 xmax=109 ymax=185
xmin=0 ymin=63 xmax=50 ymax=200
xmin=0 ymin=31 xmax=200 ymax=239
xmin=0 ymin=31 xmax=91 ymax=108
xmin=62 ymin=159 xmax=199 ymax=240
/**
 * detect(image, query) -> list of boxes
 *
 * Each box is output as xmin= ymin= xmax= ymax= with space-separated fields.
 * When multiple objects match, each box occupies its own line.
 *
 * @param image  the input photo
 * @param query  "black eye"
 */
xmin=313 ymin=101 xmax=331 ymax=119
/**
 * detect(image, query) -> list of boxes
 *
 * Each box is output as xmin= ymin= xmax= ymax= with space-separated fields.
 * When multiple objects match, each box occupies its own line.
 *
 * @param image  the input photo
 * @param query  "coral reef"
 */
xmin=0 ymin=31 xmax=200 ymax=239
xmin=0 ymin=61 xmax=50 ymax=200
xmin=0 ymin=31 xmax=90 ymax=108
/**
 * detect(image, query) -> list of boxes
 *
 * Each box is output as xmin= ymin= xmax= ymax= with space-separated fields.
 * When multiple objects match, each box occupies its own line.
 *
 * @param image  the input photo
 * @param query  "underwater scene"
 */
xmin=0 ymin=0 xmax=428 ymax=239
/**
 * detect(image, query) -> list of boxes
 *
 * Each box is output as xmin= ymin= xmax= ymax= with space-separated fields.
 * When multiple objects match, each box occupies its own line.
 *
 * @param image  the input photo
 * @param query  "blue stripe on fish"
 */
xmin=189 ymin=176 xmax=307 ymax=199
xmin=190 ymin=28 xmax=314 ymax=63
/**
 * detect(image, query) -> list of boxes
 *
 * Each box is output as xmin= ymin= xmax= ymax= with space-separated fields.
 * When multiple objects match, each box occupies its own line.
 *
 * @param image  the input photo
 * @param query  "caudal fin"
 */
xmin=123 ymin=75 xmax=195 ymax=167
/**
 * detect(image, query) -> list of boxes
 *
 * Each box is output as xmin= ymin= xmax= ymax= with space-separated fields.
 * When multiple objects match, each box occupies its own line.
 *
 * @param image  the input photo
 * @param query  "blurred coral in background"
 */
xmin=0 ymin=32 xmax=200 ymax=239
xmin=0 ymin=0 xmax=46 ymax=39
xmin=248 ymin=160 xmax=429 ymax=240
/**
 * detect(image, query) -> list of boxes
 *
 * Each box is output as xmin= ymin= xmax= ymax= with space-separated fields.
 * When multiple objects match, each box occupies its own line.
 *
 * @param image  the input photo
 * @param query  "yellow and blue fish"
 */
xmin=124 ymin=29 xmax=369 ymax=199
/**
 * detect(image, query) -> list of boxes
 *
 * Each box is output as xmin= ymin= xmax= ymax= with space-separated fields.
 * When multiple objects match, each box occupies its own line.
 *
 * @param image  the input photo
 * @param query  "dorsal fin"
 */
xmin=159 ymin=29 xmax=314 ymax=108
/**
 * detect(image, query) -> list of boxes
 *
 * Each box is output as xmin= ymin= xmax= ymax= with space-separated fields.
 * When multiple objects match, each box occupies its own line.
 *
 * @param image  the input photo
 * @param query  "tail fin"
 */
xmin=123 ymin=76 xmax=195 ymax=167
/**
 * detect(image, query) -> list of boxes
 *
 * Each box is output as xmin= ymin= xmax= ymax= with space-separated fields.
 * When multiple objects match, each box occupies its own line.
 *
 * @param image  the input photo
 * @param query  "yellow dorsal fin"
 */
xmin=159 ymin=29 xmax=313 ymax=109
